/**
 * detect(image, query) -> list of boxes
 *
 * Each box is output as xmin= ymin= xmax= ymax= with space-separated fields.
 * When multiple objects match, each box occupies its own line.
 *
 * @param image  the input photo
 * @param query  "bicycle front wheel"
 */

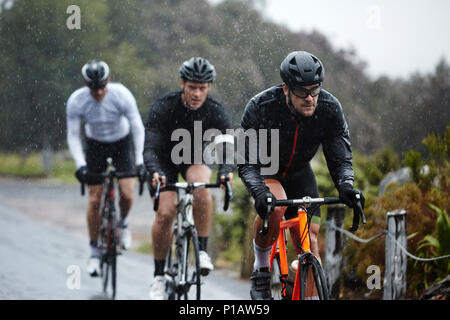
xmin=100 ymin=220 xmax=117 ymax=300
xmin=178 ymin=229 xmax=201 ymax=300
xmin=299 ymin=254 xmax=328 ymax=300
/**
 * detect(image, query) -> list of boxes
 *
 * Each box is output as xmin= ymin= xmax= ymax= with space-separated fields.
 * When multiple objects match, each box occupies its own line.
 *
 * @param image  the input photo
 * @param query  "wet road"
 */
xmin=0 ymin=178 xmax=249 ymax=300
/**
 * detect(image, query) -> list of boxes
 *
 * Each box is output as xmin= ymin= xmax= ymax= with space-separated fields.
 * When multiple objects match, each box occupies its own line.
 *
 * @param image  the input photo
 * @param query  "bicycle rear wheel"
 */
xmin=299 ymin=254 xmax=328 ymax=300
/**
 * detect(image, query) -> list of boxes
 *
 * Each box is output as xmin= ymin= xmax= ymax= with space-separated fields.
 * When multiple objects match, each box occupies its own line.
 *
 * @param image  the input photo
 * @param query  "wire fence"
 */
xmin=323 ymin=221 xmax=450 ymax=262
xmin=323 ymin=208 xmax=449 ymax=300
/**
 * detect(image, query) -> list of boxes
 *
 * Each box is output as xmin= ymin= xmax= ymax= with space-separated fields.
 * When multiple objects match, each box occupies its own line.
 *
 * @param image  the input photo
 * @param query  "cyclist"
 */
xmin=66 ymin=60 xmax=146 ymax=277
xmin=238 ymin=51 xmax=365 ymax=300
xmin=144 ymin=57 xmax=235 ymax=300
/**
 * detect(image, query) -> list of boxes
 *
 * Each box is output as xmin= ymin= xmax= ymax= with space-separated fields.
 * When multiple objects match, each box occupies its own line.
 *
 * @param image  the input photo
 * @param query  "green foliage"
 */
xmin=412 ymin=204 xmax=450 ymax=290
xmin=0 ymin=152 xmax=76 ymax=180
xmin=344 ymin=128 xmax=450 ymax=298
xmin=214 ymin=176 xmax=252 ymax=264
xmin=403 ymin=149 xmax=423 ymax=183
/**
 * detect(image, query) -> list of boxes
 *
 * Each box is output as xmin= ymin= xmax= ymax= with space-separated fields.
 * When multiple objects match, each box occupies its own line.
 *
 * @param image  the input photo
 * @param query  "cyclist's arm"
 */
xmin=237 ymin=100 xmax=270 ymax=199
xmin=212 ymin=104 xmax=236 ymax=178
xmin=321 ymin=102 xmax=354 ymax=189
xmin=143 ymin=103 xmax=168 ymax=177
xmin=66 ymin=100 xmax=86 ymax=169
xmin=121 ymin=86 xmax=145 ymax=165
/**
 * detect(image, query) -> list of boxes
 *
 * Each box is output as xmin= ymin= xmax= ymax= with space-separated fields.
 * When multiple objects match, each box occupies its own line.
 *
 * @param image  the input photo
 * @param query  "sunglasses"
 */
xmin=290 ymin=85 xmax=321 ymax=99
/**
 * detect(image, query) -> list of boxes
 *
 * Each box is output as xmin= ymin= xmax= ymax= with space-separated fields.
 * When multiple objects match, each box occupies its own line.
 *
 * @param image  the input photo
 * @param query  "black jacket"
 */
xmin=143 ymin=90 xmax=235 ymax=178
xmin=238 ymin=85 xmax=354 ymax=199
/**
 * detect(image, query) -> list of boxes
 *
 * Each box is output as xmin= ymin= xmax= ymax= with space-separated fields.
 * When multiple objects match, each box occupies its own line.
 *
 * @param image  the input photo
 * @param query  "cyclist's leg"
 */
xmin=87 ymin=185 xmax=103 ymax=244
xmin=183 ymin=164 xmax=212 ymax=239
xmin=111 ymin=135 xmax=135 ymax=223
xmin=152 ymin=190 xmax=178 ymax=263
xmin=85 ymin=138 xmax=108 ymax=248
xmin=253 ymin=179 xmax=287 ymax=249
xmin=183 ymin=164 xmax=214 ymax=274
xmin=250 ymin=179 xmax=287 ymax=300
xmin=149 ymin=186 xmax=177 ymax=300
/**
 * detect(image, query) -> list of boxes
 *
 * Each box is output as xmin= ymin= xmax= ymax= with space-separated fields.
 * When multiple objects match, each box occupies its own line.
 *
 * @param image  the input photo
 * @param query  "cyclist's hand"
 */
xmin=152 ymin=171 xmax=166 ymax=188
xmin=338 ymin=183 xmax=365 ymax=210
xmin=218 ymin=171 xmax=233 ymax=188
xmin=75 ymin=165 xmax=88 ymax=183
xmin=254 ymin=191 xmax=276 ymax=219
xmin=136 ymin=164 xmax=147 ymax=183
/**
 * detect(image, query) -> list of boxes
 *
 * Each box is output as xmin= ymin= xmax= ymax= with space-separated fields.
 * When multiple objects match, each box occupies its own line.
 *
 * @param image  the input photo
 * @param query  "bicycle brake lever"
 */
xmin=153 ymin=181 xmax=161 ymax=212
xmin=223 ymin=181 xmax=232 ymax=211
xmin=258 ymin=198 xmax=273 ymax=237
xmin=350 ymin=194 xmax=366 ymax=233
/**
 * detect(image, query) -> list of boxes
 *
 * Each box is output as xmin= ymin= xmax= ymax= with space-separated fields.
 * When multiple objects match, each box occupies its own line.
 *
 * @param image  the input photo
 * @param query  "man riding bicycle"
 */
xmin=144 ymin=57 xmax=235 ymax=300
xmin=237 ymin=51 xmax=365 ymax=300
xmin=66 ymin=60 xmax=146 ymax=277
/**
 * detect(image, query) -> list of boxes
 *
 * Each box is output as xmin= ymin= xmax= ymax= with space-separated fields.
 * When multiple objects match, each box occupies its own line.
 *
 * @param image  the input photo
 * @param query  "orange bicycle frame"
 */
xmin=269 ymin=206 xmax=310 ymax=300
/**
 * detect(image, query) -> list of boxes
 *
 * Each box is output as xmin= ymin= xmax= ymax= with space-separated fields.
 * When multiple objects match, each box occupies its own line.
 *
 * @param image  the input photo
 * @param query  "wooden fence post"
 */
xmin=383 ymin=209 xmax=407 ymax=300
xmin=325 ymin=206 xmax=346 ymax=299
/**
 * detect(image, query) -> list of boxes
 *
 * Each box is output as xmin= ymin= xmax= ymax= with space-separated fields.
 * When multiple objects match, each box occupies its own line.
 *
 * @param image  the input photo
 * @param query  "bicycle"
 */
xmin=261 ymin=195 xmax=365 ymax=300
xmin=80 ymin=160 xmax=145 ymax=299
xmin=152 ymin=178 xmax=232 ymax=300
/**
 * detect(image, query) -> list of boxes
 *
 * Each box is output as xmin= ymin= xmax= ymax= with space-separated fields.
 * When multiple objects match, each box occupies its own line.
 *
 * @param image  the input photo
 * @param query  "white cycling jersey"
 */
xmin=66 ymin=82 xmax=145 ymax=168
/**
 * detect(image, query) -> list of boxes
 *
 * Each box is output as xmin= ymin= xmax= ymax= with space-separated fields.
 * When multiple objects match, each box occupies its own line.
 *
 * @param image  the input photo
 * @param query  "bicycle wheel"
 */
xmin=101 ymin=219 xmax=117 ymax=299
xmin=270 ymin=254 xmax=283 ymax=300
xmin=176 ymin=229 xmax=201 ymax=300
xmin=187 ymin=229 xmax=201 ymax=300
xmin=299 ymin=254 xmax=328 ymax=300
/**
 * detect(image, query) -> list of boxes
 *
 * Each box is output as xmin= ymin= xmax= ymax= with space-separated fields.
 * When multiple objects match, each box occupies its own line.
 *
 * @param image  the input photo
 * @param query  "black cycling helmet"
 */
xmin=81 ymin=60 xmax=110 ymax=88
xmin=179 ymin=57 xmax=216 ymax=83
xmin=280 ymin=51 xmax=324 ymax=87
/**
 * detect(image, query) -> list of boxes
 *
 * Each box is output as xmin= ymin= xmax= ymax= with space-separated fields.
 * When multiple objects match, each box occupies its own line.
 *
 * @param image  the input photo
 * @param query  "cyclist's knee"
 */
xmin=88 ymin=190 xmax=102 ymax=210
xmin=193 ymin=188 xmax=211 ymax=203
xmin=120 ymin=191 xmax=134 ymax=205
xmin=185 ymin=164 xmax=211 ymax=182
xmin=156 ymin=203 xmax=176 ymax=224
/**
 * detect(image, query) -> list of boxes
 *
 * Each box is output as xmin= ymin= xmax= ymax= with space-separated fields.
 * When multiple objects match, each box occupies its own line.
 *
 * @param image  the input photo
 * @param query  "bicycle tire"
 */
xmin=175 ymin=230 xmax=201 ymax=300
xmin=270 ymin=254 xmax=284 ymax=300
xmin=299 ymin=255 xmax=328 ymax=300
xmin=100 ymin=219 xmax=117 ymax=300
xmin=188 ymin=229 xmax=201 ymax=300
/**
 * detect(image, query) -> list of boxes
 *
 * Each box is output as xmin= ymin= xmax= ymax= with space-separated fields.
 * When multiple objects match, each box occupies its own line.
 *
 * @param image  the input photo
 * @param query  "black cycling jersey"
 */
xmin=238 ymin=85 xmax=354 ymax=200
xmin=143 ymin=90 xmax=235 ymax=180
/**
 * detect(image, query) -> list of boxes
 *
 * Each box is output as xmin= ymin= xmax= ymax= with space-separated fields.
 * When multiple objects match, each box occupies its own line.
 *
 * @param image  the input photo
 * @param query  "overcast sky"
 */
xmin=210 ymin=0 xmax=450 ymax=79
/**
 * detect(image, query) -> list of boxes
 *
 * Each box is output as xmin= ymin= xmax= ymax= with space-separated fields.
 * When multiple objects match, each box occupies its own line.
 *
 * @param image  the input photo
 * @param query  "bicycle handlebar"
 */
xmin=80 ymin=170 xmax=146 ymax=196
xmin=258 ymin=195 xmax=366 ymax=236
xmin=152 ymin=178 xmax=233 ymax=212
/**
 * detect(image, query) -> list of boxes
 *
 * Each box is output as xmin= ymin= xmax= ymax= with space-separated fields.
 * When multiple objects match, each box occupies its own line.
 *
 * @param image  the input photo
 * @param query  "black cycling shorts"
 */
xmin=263 ymin=164 xmax=321 ymax=224
xmin=85 ymin=135 xmax=135 ymax=185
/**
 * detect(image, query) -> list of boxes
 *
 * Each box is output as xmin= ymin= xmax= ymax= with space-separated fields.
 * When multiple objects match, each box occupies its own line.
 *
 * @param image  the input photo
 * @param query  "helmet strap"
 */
xmin=286 ymin=89 xmax=301 ymax=120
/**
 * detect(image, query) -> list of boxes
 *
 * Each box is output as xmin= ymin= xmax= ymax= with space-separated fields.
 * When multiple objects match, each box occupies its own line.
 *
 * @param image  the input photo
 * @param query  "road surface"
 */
xmin=0 ymin=178 xmax=250 ymax=300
